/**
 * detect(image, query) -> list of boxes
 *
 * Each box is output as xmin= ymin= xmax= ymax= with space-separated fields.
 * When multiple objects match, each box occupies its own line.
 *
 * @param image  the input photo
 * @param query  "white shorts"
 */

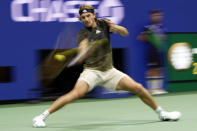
xmin=77 ymin=68 xmax=127 ymax=92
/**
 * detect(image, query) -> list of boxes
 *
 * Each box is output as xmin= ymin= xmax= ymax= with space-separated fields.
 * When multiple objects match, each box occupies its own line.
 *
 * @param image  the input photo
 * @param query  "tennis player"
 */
xmin=33 ymin=5 xmax=181 ymax=128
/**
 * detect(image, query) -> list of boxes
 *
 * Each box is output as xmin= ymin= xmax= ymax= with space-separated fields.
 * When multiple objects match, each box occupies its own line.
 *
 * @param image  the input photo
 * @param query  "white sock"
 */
xmin=40 ymin=110 xmax=50 ymax=120
xmin=155 ymin=106 xmax=163 ymax=114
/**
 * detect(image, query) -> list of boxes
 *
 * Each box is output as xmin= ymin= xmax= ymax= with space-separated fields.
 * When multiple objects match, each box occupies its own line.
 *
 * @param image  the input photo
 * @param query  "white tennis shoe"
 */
xmin=159 ymin=111 xmax=181 ymax=121
xmin=33 ymin=116 xmax=46 ymax=128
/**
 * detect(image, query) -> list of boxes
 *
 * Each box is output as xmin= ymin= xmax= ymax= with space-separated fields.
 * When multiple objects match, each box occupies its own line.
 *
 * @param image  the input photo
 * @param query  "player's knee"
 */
xmin=72 ymin=90 xmax=85 ymax=99
xmin=134 ymin=83 xmax=145 ymax=96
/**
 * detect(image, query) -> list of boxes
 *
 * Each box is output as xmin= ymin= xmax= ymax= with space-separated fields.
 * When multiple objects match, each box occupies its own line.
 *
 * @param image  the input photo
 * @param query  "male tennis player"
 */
xmin=138 ymin=9 xmax=168 ymax=95
xmin=33 ymin=5 xmax=181 ymax=128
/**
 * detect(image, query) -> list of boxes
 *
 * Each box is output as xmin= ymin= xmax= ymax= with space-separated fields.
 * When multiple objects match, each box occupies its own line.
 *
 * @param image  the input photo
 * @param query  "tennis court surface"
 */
xmin=0 ymin=91 xmax=197 ymax=131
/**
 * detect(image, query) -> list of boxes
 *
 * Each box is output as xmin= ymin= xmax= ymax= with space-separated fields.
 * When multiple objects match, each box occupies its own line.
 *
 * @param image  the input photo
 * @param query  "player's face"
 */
xmin=80 ymin=12 xmax=96 ymax=27
xmin=151 ymin=13 xmax=163 ymax=24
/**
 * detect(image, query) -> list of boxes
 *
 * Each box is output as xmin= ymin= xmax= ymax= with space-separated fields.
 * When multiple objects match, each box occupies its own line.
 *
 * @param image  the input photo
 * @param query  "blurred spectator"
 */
xmin=138 ymin=9 xmax=168 ymax=95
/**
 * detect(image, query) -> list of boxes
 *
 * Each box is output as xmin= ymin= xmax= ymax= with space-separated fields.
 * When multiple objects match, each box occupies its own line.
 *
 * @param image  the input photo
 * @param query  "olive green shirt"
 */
xmin=77 ymin=19 xmax=113 ymax=71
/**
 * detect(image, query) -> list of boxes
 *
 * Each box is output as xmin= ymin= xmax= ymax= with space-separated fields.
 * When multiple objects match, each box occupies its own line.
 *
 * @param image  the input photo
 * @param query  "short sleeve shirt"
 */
xmin=77 ymin=19 xmax=113 ymax=71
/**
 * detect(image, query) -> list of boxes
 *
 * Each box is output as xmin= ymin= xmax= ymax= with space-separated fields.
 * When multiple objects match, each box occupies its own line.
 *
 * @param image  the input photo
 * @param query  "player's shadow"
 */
xmin=49 ymin=119 xmax=160 ymax=130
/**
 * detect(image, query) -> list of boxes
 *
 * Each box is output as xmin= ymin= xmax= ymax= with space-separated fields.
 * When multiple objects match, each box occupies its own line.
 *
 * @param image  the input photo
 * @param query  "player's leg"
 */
xmin=116 ymin=75 xmax=158 ymax=110
xmin=33 ymin=80 xmax=89 ymax=128
xmin=116 ymin=75 xmax=181 ymax=121
xmin=33 ymin=68 xmax=101 ymax=128
xmin=101 ymin=68 xmax=157 ymax=110
xmin=48 ymin=80 xmax=89 ymax=113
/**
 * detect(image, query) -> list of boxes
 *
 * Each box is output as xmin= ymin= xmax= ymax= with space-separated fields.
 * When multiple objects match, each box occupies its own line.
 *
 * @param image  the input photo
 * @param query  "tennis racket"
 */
xmin=38 ymin=24 xmax=79 ymax=86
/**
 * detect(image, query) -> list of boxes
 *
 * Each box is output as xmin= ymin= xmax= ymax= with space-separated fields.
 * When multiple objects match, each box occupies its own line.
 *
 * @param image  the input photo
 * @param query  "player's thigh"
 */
xmin=116 ymin=75 xmax=143 ymax=94
xmin=72 ymin=80 xmax=90 ymax=97
xmin=77 ymin=69 xmax=101 ymax=92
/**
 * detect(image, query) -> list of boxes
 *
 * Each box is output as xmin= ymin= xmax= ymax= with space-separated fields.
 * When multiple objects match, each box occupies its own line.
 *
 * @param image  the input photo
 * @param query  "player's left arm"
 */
xmin=103 ymin=19 xmax=129 ymax=36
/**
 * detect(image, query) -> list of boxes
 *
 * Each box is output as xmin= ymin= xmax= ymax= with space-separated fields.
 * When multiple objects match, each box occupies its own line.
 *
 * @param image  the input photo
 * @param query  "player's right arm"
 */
xmin=78 ymin=38 xmax=89 ymax=51
xmin=54 ymin=29 xmax=89 ymax=62
xmin=53 ymin=39 xmax=88 ymax=62
xmin=54 ymin=38 xmax=108 ymax=62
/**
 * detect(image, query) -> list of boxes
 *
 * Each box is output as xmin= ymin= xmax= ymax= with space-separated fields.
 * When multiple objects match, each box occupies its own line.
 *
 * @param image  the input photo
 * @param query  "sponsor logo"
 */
xmin=11 ymin=0 xmax=125 ymax=24
xmin=96 ymin=29 xmax=101 ymax=34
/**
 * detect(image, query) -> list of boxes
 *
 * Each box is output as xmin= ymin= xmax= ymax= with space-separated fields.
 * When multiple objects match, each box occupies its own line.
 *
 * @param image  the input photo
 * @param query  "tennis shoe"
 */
xmin=159 ymin=111 xmax=181 ymax=121
xmin=33 ymin=116 xmax=46 ymax=128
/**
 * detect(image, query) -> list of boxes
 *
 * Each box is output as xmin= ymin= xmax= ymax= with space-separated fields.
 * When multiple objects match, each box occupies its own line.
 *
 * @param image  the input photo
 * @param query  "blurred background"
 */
xmin=0 ymin=0 xmax=197 ymax=103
